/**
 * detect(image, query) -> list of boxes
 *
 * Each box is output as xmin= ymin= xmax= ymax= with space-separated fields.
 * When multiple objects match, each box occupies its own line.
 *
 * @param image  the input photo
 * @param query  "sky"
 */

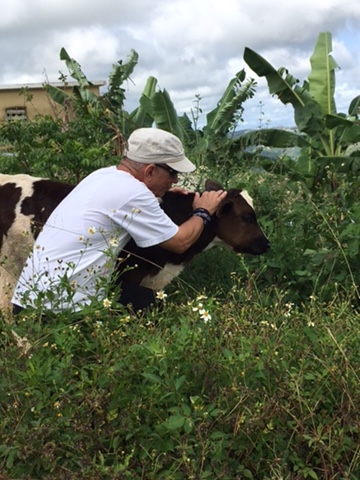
xmin=1 ymin=0 xmax=360 ymax=130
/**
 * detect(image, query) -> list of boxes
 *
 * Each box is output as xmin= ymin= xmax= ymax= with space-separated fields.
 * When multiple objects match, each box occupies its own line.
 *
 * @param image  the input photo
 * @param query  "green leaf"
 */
xmin=141 ymin=372 xmax=163 ymax=384
xmin=243 ymin=48 xmax=305 ymax=108
xmin=348 ymin=94 xmax=360 ymax=116
xmin=60 ymin=47 xmax=90 ymax=89
xmin=129 ymin=76 xmax=157 ymax=129
xmin=308 ymin=32 xmax=338 ymax=117
xmin=162 ymin=414 xmax=185 ymax=430
xmin=205 ymin=69 xmax=256 ymax=136
xmin=238 ymin=128 xmax=310 ymax=148
xmin=152 ymin=89 xmax=182 ymax=139
xmin=44 ymin=84 xmax=71 ymax=106
xmin=174 ymin=375 xmax=186 ymax=391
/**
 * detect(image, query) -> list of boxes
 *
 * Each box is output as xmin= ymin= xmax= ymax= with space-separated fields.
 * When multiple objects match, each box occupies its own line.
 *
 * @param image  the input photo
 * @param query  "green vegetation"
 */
xmin=0 ymin=31 xmax=360 ymax=478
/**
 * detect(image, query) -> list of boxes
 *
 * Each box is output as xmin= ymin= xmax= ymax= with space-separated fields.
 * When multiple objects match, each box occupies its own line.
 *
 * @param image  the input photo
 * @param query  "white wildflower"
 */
xmin=196 ymin=294 xmax=208 ymax=301
xmin=109 ymin=237 xmax=119 ymax=248
xmin=103 ymin=298 xmax=112 ymax=309
xmin=88 ymin=226 xmax=96 ymax=235
xmin=156 ymin=290 xmax=168 ymax=301
xmin=192 ymin=302 xmax=203 ymax=312
xmin=199 ymin=309 xmax=212 ymax=323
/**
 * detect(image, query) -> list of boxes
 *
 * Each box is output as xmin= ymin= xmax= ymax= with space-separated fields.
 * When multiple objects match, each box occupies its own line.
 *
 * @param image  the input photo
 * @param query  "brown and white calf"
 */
xmin=0 ymin=174 xmax=269 ymax=315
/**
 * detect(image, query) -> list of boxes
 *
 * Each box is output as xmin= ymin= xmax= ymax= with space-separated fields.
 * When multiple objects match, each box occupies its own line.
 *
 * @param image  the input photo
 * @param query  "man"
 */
xmin=12 ymin=128 xmax=227 ymax=314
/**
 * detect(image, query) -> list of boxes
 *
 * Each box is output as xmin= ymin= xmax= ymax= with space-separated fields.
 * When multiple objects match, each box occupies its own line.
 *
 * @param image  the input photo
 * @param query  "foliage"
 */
xmin=242 ymin=31 xmax=360 ymax=193
xmin=1 ymin=30 xmax=360 ymax=479
xmin=1 ymin=292 xmax=359 ymax=479
xmin=0 ymin=114 xmax=114 ymax=182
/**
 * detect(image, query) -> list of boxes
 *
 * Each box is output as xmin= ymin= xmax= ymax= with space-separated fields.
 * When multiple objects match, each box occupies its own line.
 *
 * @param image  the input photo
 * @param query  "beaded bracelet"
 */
xmin=192 ymin=208 xmax=212 ymax=226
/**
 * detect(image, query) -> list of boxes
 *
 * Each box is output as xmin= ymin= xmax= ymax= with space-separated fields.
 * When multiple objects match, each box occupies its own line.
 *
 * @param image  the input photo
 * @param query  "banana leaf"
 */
xmin=308 ymin=32 xmax=338 ymax=117
xmin=236 ymin=128 xmax=310 ymax=148
xmin=206 ymin=69 xmax=256 ymax=136
xmin=243 ymin=48 xmax=305 ymax=107
xmin=59 ymin=48 xmax=98 ymax=105
xmin=244 ymin=46 xmax=323 ymax=135
xmin=348 ymin=95 xmax=360 ymax=116
xmin=129 ymin=76 xmax=158 ymax=129
xmin=152 ymin=89 xmax=182 ymax=140
xmin=44 ymin=84 xmax=70 ymax=106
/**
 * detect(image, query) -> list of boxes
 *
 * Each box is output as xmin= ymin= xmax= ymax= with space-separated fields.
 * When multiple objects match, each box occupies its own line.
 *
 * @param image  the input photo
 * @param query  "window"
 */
xmin=5 ymin=107 xmax=27 ymax=121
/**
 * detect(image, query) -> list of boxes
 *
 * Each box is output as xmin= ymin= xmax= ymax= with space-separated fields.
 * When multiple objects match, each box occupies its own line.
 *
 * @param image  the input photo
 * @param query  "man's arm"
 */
xmin=160 ymin=190 xmax=227 ymax=254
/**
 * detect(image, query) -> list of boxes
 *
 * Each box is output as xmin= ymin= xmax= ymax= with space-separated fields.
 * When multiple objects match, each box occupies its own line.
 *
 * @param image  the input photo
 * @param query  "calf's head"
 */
xmin=205 ymin=180 xmax=270 ymax=255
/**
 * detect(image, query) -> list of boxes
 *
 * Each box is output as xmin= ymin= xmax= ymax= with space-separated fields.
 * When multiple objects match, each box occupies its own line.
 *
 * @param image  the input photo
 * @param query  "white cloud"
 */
xmin=1 ymin=0 xmax=360 ymax=128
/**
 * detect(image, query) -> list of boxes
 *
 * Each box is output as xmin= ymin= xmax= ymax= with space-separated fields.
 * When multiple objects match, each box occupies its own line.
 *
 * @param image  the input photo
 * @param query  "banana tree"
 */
xmin=45 ymin=47 xmax=103 ymax=114
xmin=182 ymin=69 xmax=257 ymax=165
xmin=242 ymin=31 xmax=360 ymax=191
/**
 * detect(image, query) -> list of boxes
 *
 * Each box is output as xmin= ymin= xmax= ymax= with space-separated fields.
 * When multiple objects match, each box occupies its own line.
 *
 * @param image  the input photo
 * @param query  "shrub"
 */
xmin=1 ymin=292 xmax=359 ymax=479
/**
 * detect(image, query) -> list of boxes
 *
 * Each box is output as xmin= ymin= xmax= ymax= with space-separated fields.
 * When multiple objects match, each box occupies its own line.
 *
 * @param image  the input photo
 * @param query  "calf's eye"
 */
xmin=242 ymin=213 xmax=255 ymax=224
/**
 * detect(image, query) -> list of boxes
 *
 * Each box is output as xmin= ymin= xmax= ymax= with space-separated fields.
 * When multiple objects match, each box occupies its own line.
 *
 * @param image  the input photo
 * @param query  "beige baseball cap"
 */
xmin=125 ymin=128 xmax=196 ymax=173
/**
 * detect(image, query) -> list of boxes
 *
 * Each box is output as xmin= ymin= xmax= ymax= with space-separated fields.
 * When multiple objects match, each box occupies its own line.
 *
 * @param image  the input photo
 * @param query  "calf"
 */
xmin=118 ymin=180 xmax=269 ymax=291
xmin=0 ymin=174 xmax=269 ymax=315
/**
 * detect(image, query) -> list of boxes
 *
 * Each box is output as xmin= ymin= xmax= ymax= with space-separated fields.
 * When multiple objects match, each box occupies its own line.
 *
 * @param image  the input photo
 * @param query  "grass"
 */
xmin=1 ymin=280 xmax=359 ymax=479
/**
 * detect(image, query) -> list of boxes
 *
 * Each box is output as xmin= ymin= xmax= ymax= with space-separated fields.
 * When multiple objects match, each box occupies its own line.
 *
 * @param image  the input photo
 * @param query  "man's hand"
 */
xmin=192 ymin=190 xmax=227 ymax=215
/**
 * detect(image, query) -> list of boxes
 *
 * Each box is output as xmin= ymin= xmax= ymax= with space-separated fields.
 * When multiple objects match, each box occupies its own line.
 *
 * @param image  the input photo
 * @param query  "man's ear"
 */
xmin=205 ymin=179 xmax=224 ymax=191
xmin=143 ymin=164 xmax=156 ymax=179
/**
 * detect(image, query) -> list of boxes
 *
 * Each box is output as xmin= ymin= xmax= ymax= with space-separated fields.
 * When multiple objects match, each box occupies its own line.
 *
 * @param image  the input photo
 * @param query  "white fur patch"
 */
xmin=140 ymin=263 xmax=185 ymax=290
xmin=139 ymin=238 xmax=224 ymax=291
xmin=240 ymin=190 xmax=254 ymax=208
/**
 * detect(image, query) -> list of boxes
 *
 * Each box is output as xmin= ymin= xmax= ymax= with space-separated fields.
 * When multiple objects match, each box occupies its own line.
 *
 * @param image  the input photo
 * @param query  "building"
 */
xmin=0 ymin=81 xmax=106 ymax=122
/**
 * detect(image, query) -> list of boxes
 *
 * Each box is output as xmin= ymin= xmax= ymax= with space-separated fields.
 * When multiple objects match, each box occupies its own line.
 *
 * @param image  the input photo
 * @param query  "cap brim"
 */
xmin=166 ymin=156 xmax=196 ymax=173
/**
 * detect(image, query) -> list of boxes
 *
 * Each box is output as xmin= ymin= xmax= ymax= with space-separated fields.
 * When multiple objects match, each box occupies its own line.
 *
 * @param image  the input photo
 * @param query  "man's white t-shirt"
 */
xmin=12 ymin=167 xmax=179 ymax=311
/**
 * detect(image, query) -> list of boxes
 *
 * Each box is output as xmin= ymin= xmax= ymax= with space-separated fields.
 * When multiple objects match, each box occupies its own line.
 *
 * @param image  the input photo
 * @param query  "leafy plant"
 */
xmin=242 ymin=31 xmax=360 ymax=193
xmin=1 ymin=291 xmax=360 ymax=479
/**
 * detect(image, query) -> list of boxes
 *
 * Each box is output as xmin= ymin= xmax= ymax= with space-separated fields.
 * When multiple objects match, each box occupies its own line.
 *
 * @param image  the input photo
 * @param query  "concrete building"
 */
xmin=0 ymin=81 xmax=106 ymax=122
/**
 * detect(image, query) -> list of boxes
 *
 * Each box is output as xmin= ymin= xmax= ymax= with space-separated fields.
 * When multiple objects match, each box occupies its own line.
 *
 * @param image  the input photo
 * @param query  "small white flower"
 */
xmin=109 ymin=237 xmax=119 ymax=248
xmin=192 ymin=302 xmax=203 ymax=312
xmin=307 ymin=320 xmax=315 ymax=327
xmin=103 ymin=298 xmax=112 ymax=309
xmin=88 ymin=226 xmax=96 ymax=235
xmin=131 ymin=207 xmax=141 ymax=214
xmin=156 ymin=290 xmax=168 ymax=301
xmin=196 ymin=294 xmax=208 ymax=301
xmin=199 ymin=309 xmax=212 ymax=323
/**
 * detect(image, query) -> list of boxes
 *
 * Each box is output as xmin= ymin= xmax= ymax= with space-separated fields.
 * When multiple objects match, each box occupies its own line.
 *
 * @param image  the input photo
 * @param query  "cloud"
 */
xmin=1 ymin=0 xmax=360 ymax=128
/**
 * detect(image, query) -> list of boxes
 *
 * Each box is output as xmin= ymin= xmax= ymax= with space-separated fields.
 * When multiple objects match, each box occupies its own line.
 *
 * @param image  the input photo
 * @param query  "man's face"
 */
xmin=145 ymin=164 xmax=179 ymax=197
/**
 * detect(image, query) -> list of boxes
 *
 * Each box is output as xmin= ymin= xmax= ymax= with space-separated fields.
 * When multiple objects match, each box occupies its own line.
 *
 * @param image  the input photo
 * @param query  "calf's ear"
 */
xmin=205 ymin=179 xmax=224 ymax=191
xmin=216 ymin=198 xmax=233 ymax=217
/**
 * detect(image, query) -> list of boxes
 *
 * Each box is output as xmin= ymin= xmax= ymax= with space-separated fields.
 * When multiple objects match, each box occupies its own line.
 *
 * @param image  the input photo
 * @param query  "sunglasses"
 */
xmin=156 ymin=164 xmax=179 ymax=176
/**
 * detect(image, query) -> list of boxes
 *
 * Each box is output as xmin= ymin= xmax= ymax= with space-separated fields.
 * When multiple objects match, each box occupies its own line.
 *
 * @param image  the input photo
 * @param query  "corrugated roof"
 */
xmin=0 ymin=81 xmax=106 ymax=91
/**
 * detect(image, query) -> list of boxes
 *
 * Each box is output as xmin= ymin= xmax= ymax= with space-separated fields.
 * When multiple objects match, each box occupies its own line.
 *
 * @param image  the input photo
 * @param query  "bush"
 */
xmin=1 ymin=292 xmax=359 ymax=479
xmin=193 ymin=163 xmax=360 ymax=307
